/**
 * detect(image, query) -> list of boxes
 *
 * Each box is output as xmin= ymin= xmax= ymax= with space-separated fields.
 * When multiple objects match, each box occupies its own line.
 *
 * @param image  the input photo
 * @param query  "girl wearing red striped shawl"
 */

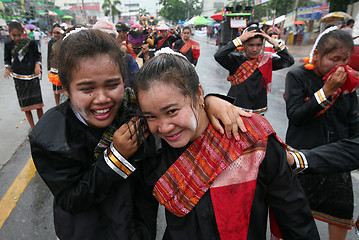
xmin=285 ymin=27 xmax=359 ymax=239
xmin=133 ymin=52 xmax=319 ymax=240
xmin=215 ymin=25 xmax=294 ymax=114
xmin=173 ymin=26 xmax=200 ymax=66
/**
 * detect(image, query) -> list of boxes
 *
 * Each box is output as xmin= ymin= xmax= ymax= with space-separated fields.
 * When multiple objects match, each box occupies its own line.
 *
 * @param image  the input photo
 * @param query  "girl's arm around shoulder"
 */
xmin=262 ymin=135 xmax=320 ymax=239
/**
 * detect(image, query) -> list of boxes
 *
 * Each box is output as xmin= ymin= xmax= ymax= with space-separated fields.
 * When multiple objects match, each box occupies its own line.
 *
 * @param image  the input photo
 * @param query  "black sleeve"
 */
xmin=285 ymin=68 xmax=324 ymax=126
xmin=301 ymin=93 xmax=359 ymax=174
xmin=214 ymin=40 xmax=241 ymax=75
xmin=4 ymin=41 xmax=12 ymax=67
xmin=264 ymin=135 xmax=320 ymax=239
xmin=173 ymin=39 xmax=180 ymax=52
xmin=47 ymin=39 xmax=53 ymax=71
xmin=272 ymin=48 xmax=294 ymax=70
xmin=204 ymin=93 xmax=236 ymax=104
xmin=29 ymin=112 xmax=127 ymax=214
xmin=301 ymin=135 xmax=359 ymax=174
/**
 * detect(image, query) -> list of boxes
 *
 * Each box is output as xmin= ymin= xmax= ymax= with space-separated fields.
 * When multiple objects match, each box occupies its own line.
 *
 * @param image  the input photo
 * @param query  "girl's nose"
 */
xmin=157 ymin=120 xmax=174 ymax=134
xmin=93 ymin=89 xmax=110 ymax=104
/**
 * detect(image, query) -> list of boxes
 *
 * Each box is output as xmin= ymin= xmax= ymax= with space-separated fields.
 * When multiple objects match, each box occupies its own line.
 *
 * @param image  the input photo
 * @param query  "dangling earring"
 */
xmin=200 ymin=103 xmax=205 ymax=109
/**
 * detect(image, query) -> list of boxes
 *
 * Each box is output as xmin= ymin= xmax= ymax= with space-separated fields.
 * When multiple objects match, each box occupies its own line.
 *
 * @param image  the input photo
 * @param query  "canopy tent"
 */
xmin=184 ymin=16 xmax=199 ymax=26
xmin=194 ymin=16 xmax=211 ymax=25
xmin=47 ymin=11 xmax=58 ymax=16
xmin=261 ymin=15 xmax=286 ymax=26
xmin=51 ymin=8 xmax=67 ymax=16
xmin=320 ymin=11 xmax=352 ymax=22
xmin=36 ymin=9 xmax=46 ymax=16
xmin=210 ymin=12 xmax=228 ymax=21
xmin=62 ymin=15 xmax=73 ymax=19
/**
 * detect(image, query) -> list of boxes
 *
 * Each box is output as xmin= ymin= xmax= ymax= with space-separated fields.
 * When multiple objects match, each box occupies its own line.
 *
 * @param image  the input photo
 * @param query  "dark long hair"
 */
xmin=133 ymin=53 xmax=200 ymax=105
xmin=316 ymin=29 xmax=354 ymax=56
xmin=54 ymin=29 xmax=126 ymax=92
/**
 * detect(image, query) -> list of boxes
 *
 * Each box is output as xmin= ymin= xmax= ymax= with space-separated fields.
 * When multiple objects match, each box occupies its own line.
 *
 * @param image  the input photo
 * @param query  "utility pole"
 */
xmin=81 ymin=0 xmax=87 ymax=24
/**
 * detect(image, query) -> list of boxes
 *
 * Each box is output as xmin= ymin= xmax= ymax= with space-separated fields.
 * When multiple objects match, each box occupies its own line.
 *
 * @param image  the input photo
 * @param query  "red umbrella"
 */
xmin=210 ymin=12 xmax=227 ymax=20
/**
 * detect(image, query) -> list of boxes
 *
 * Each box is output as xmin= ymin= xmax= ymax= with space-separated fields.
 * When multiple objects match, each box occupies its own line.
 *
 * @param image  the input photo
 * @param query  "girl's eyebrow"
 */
xmin=75 ymin=78 xmax=122 ymax=86
xmin=142 ymin=103 xmax=178 ymax=115
xmin=161 ymin=103 xmax=177 ymax=111
xmin=105 ymin=78 xmax=122 ymax=83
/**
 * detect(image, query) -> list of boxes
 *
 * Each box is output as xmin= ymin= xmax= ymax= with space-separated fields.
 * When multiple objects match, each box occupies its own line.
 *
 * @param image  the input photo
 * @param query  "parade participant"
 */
xmin=34 ymin=29 xmax=41 ymax=46
xmin=4 ymin=20 xmax=43 ymax=129
xmin=116 ymin=21 xmax=137 ymax=59
xmin=96 ymin=20 xmax=139 ymax=88
xmin=27 ymin=28 xmax=34 ymax=40
xmin=154 ymin=24 xmax=181 ymax=50
xmin=341 ymin=19 xmax=355 ymax=36
xmin=132 ymin=51 xmax=320 ymax=240
xmin=127 ymin=30 xmax=147 ymax=67
xmin=215 ymin=25 xmax=294 ymax=114
xmin=48 ymin=23 xmax=63 ymax=105
xmin=173 ymin=26 xmax=200 ymax=66
xmin=285 ymin=27 xmax=359 ymax=239
xmin=29 ymin=28 xmax=252 ymax=240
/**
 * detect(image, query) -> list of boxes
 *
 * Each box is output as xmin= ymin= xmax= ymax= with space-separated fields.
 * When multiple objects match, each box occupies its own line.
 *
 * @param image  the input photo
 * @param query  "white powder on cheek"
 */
xmin=72 ymin=99 xmax=89 ymax=121
xmin=187 ymin=113 xmax=197 ymax=131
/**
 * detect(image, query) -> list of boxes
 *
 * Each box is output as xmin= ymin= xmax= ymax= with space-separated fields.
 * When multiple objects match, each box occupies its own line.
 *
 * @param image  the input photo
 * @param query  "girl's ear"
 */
xmin=312 ymin=49 xmax=319 ymax=61
xmin=64 ymin=88 xmax=70 ymax=98
xmin=197 ymin=84 xmax=204 ymax=105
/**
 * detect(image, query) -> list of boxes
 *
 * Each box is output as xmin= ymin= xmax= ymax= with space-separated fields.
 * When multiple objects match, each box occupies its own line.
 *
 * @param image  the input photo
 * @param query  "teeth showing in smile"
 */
xmin=92 ymin=108 xmax=110 ymax=115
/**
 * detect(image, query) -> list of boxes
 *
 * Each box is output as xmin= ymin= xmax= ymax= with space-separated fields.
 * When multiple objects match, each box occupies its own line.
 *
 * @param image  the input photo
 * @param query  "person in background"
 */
xmin=4 ymin=20 xmax=43 ymax=129
xmin=127 ymin=30 xmax=147 ymax=67
xmin=342 ymin=19 xmax=355 ymax=36
xmin=48 ymin=23 xmax=63 ymax=105
xmin=285 ymin=27 xmax=359 ymax=240
xmin=154 ymin=24 xmax=181 ymax=50
xmin=28 ymin=28 xmax=34 ymax=40
xmin=173 ymin=26 xmax=200 ymax=66
xmin=116 ymin=21 xmax=137 ymax=59
xmin=34 ymin=29 xmax=41 ymax=47
xmin=97 ymin=20 xmax=139 ymax=88
xmin=215 ymin=24 xmax=294 ymax=115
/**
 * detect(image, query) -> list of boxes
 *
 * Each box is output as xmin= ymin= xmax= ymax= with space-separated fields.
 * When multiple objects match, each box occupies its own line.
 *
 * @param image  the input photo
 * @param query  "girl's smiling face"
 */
xmin=65 ymin=54 xmax=124 ymax=128
xmin=138 ymin=81 xmax=206 ymax=148
xmin=313 ymin=47 xmax=352 ymax=77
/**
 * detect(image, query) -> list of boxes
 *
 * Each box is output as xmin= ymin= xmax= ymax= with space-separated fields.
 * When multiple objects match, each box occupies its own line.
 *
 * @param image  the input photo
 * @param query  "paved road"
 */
xmin=0 ymin=35 xmax=358 ymax=239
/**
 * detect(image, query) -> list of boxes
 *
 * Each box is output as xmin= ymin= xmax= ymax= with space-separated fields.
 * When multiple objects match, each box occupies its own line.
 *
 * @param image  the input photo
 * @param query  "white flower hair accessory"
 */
xmin=63 ymin=27 xmax=88 ymax=40
xmin=154 ymin=47 xmax=188 ymax=60
xmin=154 ymin=47 xmax=194 ymax=67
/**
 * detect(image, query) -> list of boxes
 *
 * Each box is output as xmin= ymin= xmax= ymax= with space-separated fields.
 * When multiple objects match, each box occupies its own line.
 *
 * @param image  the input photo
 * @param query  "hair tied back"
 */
xmin=305 ymin=26 xmax=338 ymax=70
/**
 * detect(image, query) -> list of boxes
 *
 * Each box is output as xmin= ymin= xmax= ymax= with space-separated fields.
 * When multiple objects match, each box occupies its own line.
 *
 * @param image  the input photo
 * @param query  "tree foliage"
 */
xmin=328 ymin=0 xmax=352 ymax=12
xmin=138 ymin=8 xmax=150 ymax=17
xmin=102 ymin=0 xmax=122 ymax=22
xmin=158 ymin=0 xmax=201 ymax=24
